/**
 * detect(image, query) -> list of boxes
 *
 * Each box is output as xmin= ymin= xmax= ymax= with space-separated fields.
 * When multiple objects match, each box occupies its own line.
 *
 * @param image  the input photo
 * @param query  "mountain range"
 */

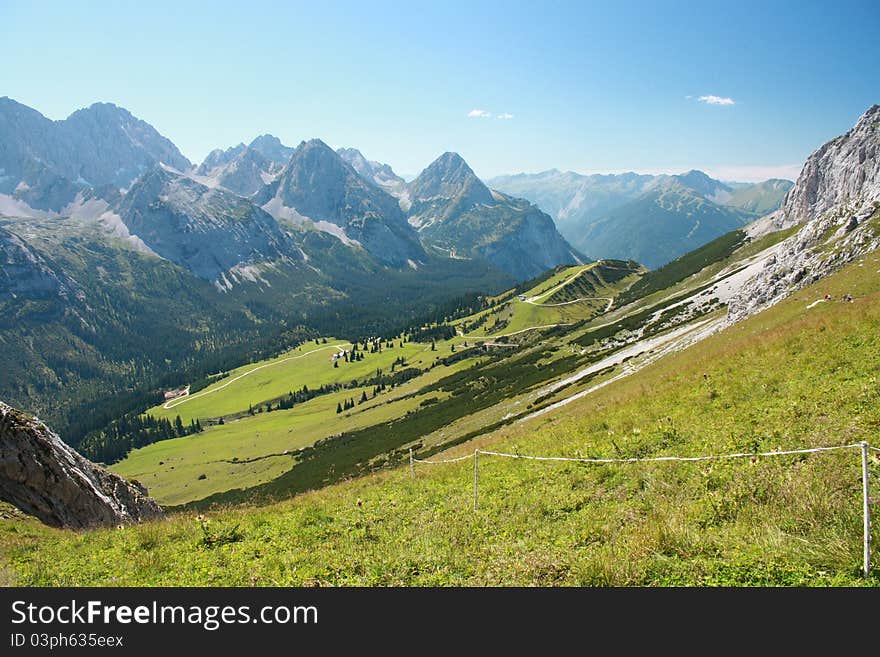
xmin=0 ymin=97 xmax=579 ymax=282
xmin=0 ymin=97 xmax=578 ymax=430
xmin=488 ymin=168 xmax=793 ymax=267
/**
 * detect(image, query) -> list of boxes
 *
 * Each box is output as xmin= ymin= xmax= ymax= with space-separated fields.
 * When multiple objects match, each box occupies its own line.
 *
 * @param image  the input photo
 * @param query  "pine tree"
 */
xmin=359 ymin=391 xmax=368 ymax=404
xmin=336 ymin=402 xmax=343 ymax=414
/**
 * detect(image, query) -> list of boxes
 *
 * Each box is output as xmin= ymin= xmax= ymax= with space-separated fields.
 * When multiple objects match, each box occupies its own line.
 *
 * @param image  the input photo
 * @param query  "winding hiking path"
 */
xmin=525 ymin=266 xmax=594 ymax=303
xmin=162 ymin=343 xmax=350 ymax=410
xmin=525 ymin=296 xmax=614 ymax=311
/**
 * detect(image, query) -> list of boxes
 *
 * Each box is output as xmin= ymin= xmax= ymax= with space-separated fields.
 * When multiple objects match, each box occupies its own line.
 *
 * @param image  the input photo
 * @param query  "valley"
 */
xmin=3 ymin=244 xmax=878 ymax=586
xmin=0 ymin=91 xmax=878 ymax=589
xmin=108 ymin=260 xmax=642 ymax=505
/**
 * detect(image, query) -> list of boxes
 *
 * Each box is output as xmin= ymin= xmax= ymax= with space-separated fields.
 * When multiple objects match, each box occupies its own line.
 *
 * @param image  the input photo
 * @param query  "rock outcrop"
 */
xmin=728 ymin=105 xmax=880 ymax=323
xmin=0 ymin=401 xmax=163 ymax=528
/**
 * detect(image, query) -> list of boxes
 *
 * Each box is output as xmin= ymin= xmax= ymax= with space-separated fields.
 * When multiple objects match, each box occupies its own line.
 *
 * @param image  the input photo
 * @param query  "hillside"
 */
xmin=2 ymin=249 xmax=877 ymax=586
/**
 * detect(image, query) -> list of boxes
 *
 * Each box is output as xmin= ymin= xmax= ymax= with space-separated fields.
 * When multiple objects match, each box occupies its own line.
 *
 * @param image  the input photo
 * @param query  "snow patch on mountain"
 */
xmin=0 ymin=194 xmax=55 ymax=219
xmin=261 ymin=197 xmax=311 ymax=226
xmin=314 ymin=220 xmax=361 ymax=247
xmin=98 ymin=211 xmax=160 ymax=257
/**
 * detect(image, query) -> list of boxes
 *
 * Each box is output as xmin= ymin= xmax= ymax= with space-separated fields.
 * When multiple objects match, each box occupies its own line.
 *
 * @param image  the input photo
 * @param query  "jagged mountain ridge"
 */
xmin=337 ymin=147 xmax=407 ymax=197
xmin=195 ymin=146 xmax=276 ymax=197
xmin=0 ymin=97 xmax=191 ymax=211
xmin=1 ymin=98 xmax=589 ymax=284
xmin=256 ymin=139 xmax=424 ymax=267
xmin=114 ymin=166 xmax=301 ymax=285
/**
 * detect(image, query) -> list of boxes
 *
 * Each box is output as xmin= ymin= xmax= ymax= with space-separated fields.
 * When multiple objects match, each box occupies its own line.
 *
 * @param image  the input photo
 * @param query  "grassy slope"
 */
xmin=114 ymin=362 xmax=466 ymax=505
xmin=3 ymin=250 xmax=879 ymax=586
xmin=455 ymin=262 xmax=640 ymax=337
xmin=117 ymin=261 xmax=639 ymax=505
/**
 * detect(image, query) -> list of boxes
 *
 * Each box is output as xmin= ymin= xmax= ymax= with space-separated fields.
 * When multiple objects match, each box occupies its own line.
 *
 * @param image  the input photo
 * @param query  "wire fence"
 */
xmin=408 ymin=442 xmax=877 ymax=578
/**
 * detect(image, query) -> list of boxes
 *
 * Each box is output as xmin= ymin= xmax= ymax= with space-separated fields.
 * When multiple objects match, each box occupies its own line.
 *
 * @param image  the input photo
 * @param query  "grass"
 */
xmin=110 ymin=260 xmax=640 ymax=506
xmin=114 ymin=361 xmax=466 ymax=505
xmin=2 ymin=250 xmax=879 ymax=586
xmin=455 ymin=261 xmax=640 ymax=338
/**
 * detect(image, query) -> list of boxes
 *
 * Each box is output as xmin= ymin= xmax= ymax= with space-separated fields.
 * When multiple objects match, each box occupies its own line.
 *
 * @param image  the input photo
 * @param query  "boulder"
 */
xmin=0 ymin=401 xmax=163 ymax=529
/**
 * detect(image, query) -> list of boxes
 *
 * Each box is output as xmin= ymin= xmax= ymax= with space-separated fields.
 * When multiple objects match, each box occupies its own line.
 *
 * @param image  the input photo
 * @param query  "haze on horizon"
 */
xmin=2 ymin=0 xmax=877 ymax=182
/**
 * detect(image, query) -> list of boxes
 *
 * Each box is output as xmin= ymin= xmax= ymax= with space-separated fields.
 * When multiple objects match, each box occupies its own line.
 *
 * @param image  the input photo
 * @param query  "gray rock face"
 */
xmin=61 ymin=103 xmax=191 ymax=187
xmin=248 ymin=134 xmax=295 ymax=166
xmin=727 ymin=105 xmax=880 ymax=323
xmin=337 ymin=147 xmax=407 ymax=197
xmin=0 ymin=98 xmax=191 ymax=212
xmin=259 ymin=139 xmax=424 ymax=266
xmin=202 ymin=147 xmax=274 ymax=197
xmin=476 ymin=206 xmax=584 ymax=280
xmin=406 ymin=153 xmax=581 ymax=279
xmin=196 ymin=135 xmax=295 ymax=193
xmin=0 ymin=401 xmax=163 ymax=528
xmin=116 ymin=166 xmax=299 ymax=284
xmin=406 ymin=152 xmax=495 ymax=223
xmin=0 ymin=226 xmax=80 ymax=302
xmin=760 ymin=105 xmax=880 ymax=235
xmin=197 ymin=143 xmax=247 ymax=174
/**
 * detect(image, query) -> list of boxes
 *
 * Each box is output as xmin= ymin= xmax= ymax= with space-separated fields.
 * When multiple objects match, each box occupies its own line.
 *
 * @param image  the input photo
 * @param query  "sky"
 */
xmin=2 ymin=0 xmax=878 ymax=182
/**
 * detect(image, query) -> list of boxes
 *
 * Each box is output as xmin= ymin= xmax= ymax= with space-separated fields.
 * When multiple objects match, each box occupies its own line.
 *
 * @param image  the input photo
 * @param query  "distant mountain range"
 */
xmin=488 ymin=169 xmax=793 ymax=268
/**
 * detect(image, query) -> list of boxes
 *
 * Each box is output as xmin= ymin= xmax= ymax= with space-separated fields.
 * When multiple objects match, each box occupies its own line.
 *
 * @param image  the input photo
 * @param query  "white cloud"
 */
xmin=468 ymin=109 xmax=492 ymax=118
xmin=697 ymin=95 xmax=736 ymax=106
xmin=497 ymin=112 xmax=514 ymax=120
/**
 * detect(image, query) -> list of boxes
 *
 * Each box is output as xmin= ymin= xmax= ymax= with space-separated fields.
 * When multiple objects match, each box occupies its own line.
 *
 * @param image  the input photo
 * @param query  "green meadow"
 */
xmin=2 ymin=249 xmax=878 ymax=586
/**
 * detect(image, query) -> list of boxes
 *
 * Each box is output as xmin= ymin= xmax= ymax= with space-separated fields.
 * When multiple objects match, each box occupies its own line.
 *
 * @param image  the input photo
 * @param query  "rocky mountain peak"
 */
xmin=336 ymin=147 xmax=407 ymax=197
xmin=117 ymin=165 xmax=298 ymax=283
xmin=197 ymin=143 xmax=247 ymax=174
xmin=411 ymin=152 xmax=492 ymax=202
xmin=248 ymin=134 xmax=295 ymax=165
xmin=259 ymin=138 xmax=423 ymax=266
xmin=0 ymin=401 xmax=163 ymax=528
xmin=774 ymin=104 xmax=880 ymax=229
xmin=336 ymin=147 xmax=372 ymax=177
xmin=728 ymin=103 xmax=880 ymax=323
xmin=61 ymin=102 xmax=192 ymax=183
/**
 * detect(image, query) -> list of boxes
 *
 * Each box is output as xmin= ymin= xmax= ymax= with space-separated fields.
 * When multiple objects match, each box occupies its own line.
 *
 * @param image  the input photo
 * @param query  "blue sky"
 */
xmin=2 ymin=0 xmax=877 ymax=181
